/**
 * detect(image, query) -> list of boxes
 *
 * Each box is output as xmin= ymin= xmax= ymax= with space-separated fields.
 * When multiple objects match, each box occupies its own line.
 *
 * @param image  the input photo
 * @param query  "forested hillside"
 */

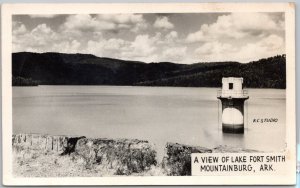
xmin=12 ymin=52 xmax=286 ymax=88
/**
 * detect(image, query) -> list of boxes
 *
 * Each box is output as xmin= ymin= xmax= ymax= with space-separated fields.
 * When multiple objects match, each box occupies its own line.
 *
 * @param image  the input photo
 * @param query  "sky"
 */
xmin=12 ymin=12 xmax=285 ymax=64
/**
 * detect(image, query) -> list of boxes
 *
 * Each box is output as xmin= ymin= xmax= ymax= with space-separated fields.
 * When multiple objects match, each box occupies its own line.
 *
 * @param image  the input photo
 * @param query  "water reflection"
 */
xmin=220 ymin=131 xmax=245 ymax=148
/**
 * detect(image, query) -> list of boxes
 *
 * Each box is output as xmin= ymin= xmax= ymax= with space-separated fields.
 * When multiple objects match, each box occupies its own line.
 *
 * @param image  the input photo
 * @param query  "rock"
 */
xmin=213 ymin=145 xmax=259 ymax=153
xmin=60 ymin=136 xmax=86 ymax=155
xmin=13 ymin=133 xmax=259 ymax=177
xmin=12 ymin=134 xmax=85 ymax=154
xmin=161 ymin=142 xmax=212 ymax=176
xmin=74 ymin=138 xmax=157 ymax=175
xmin=13 ymin=134 xmax=66 ymax=152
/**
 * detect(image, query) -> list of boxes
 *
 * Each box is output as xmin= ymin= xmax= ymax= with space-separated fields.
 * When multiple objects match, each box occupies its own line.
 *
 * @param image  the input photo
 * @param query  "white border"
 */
xmin=1 ymin=3 xmax=296 ymax=185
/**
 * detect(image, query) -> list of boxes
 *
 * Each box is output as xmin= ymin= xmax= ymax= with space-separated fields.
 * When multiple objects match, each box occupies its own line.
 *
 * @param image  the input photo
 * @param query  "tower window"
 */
xmin=229 ymin=83 xmax=233 ymax=89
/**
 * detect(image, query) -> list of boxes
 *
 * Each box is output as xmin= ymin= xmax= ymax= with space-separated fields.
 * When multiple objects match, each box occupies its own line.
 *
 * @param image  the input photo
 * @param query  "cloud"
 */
xmin=154 ymin=16 xmax=174 ymax=30
xmin=186 ymin=28 xmax=211 ymax=43
xmin=29 ymin=14 xmax=59 ymax=18
xmin=12 ymin=14 xmax=153 ymax=61
xmin=97 ymin=14 xmax=144 ymax=24
xmin=119 ymin=34 xmax=161 ymax=62
xmin=236 ymin=34 xmax=284 ymax=62
xmin=61 ymin=14 xmax=116 ymax=33
xmin=258 ymin=34 xmax=284 ymax=51
xmin=30 ymin=24 xmax=58 ymax=46
xmin=86 ymin=37 xmax=128 ymax=57
xmin=14 ymin=23 xmax=58 ymax=50
xmin=165 ymin=31 xmax=178 ymax=42
xmin=131 ymin=22 xmax=148 ymax=33
xmin=156 ymin=31 xmax=179 ymax=45
xmin=186 ymin=13 xmax=284 ymax=43
xmin=12 ymin=23 xmax=84 ymax=54
xmin=12 ymin=13 xmax=285 ymax=64
xmin=104 ymin=38 xmax=127 ymax=51
xmin=86 ymin=32 xmax=162 ymax=62
xmin=162 ymin=46 xmax=187 ymax=62
xmin=32 ymin=24 xmax=54 ymax=35
xmin=53 ymin=40 xmax=81 ymax=53
xmin=195 ymin=41 xmax=235 ymax=56
xmin=97 ymin=14 xmax=148 ymax=32
xmin=12 ymin=22 xmax=27 ymax=35
xmin=195 ymin=34 xmax=284 ymax=63
xmin=61 ymin=14 xmax=147 ymax=34
xmin=87 ymin=32 xmax=184 ymax=63
xmin=122 ymin=34 xmax=157 ymax=57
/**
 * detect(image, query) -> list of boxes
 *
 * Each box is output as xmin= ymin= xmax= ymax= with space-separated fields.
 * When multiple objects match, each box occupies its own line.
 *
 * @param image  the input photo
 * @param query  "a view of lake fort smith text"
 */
xmin=12 ymin=13 xmax=286 ymax=177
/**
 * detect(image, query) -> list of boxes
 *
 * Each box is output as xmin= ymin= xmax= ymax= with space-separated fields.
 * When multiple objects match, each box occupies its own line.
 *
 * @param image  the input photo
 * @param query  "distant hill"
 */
xmin=12 ymin=52 xmax=286 ymax=88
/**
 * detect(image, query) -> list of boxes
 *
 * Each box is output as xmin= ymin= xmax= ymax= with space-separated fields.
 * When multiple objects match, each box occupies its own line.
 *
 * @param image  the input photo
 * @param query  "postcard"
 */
xmin=1 ymin=3 xmax=296 ymax=185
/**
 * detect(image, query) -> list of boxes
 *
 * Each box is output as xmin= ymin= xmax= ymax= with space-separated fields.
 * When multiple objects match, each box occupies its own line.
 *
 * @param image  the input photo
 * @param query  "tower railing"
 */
xmin=217 ymin=89 xmax=248 ymax=98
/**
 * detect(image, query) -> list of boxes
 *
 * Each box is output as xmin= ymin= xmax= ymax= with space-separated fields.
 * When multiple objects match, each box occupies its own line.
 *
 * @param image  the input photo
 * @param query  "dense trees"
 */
xmin=12 ymin=76 xmax=39 ymax=86
xmin=12 ymin=52 xmax=286 ymax=88
xmin=137 ymin=55 xmax=286 ymax=88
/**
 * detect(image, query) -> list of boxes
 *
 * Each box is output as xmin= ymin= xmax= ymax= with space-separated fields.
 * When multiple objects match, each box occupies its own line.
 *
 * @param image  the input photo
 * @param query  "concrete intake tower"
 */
xmin=217 ymin=77 xmax=249 ymax=134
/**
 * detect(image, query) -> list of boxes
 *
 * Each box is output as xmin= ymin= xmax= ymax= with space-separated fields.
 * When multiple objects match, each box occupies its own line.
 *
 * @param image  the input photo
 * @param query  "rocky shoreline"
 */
xmin=13 ymin=133 xmax=258 ymax=177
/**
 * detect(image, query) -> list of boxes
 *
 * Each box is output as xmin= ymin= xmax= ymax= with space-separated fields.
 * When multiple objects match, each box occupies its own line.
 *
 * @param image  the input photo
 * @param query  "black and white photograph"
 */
xmin=2 ymin=3 xmax=296 ymax=185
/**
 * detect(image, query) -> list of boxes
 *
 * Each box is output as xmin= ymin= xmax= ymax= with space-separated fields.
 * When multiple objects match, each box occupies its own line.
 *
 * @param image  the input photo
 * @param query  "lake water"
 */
xmin=13 ymin=86 xmax=286 ymax=157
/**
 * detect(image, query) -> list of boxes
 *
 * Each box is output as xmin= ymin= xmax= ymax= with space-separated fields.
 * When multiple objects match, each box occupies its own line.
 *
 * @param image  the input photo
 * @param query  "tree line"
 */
xmin=12 ymin=52 xmax=286 ymax=88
